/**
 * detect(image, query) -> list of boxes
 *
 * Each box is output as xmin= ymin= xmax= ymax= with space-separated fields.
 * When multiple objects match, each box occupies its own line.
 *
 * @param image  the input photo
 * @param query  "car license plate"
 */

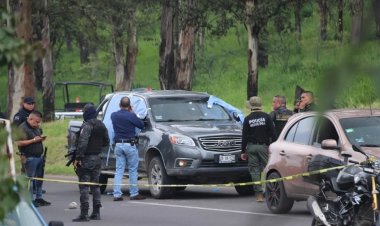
xmin=216 ymin=154 xmax=236 ymax=164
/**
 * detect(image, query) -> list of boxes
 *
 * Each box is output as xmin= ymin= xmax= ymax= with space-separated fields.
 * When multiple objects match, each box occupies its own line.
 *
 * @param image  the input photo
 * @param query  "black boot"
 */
xmin=72 ymin=208 xmax=90 ymax=222
xmin=90 ymin=204 xmax=101 ymax=220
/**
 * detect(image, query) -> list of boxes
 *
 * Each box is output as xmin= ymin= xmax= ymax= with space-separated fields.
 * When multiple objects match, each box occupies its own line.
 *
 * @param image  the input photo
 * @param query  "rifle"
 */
xmin=65 ymin=150 xmax=76 ymax=166
xmin=41 ymin=147 xmax=47 ymax=186
xmin=65 ymin=128 xmax=81 ymax=166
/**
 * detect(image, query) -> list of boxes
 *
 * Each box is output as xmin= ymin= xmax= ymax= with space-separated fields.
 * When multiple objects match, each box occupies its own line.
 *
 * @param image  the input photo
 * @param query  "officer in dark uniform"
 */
xmin=269 ymin=95 xmax=293 ymax=140
xmin=73 ymin=104 xmax=109 ymax=222
xmin=13 ymin=97 xmax=47 ymax=195
xmin=299 ymin=91 xmax=317 ymax=112
xmin=241 ymin=96 xmax=276 ymax=202
xmin=13 ymin=96 xmax=36 ymax=126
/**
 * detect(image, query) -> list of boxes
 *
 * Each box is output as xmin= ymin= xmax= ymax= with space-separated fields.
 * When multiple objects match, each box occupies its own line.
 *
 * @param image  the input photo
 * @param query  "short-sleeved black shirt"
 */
xmin=18 ymin=121 xmax=43 ymax=157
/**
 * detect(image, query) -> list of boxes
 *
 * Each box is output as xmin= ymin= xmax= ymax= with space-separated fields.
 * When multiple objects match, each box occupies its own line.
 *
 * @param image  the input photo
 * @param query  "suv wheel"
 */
xmin=148 ymin=157 xmax=174 ymax=199
xmin=99 ymin=174 xmax=108 ymax=194
xmin=265 ymin=171 xmax=294 ymax=214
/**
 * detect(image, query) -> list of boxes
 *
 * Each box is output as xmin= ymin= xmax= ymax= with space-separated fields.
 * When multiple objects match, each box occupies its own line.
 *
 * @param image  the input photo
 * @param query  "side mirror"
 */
xmin=321 ymin=139 xmax=339 ymax=150
xmin=143 ymin=117 xmax=150 ymax=128
xmin=341 ymin=151 xmax=352 ymax=163
xmin=232 ymin=112 xmax=240 ymax=122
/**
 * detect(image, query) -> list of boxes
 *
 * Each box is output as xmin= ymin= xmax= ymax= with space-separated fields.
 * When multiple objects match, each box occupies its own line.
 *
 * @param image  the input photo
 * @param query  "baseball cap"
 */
xmin=246 ymin=96 xmax=262 ymax=110
xmin=23 ymin=96 xmax=35 ymax=104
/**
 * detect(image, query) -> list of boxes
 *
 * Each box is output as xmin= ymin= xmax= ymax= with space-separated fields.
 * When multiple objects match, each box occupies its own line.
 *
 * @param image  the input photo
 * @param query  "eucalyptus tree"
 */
xmin=244 ymin=0 xmax=291 ymax=98
xmin=350 ymin=0 xmax=364 ymax=44
xmin=159 ymin=0 xmax=205 ymax=90
xmin=294 ymin=0 xmax=303 ymax=41
xmin=41 ymin=0 xmax=54 ymax=121
xmin=175 ymin=0 xmax=197 ymax=90
xmin=102 ymin=0 xmax=138 ymax=91
xmin=375 ymin=0 xmax=380 ymax=39
xmin=159 ymin=0 xmax=177 ymax=90
xmin=336 ymin=0 xmax=344 ymax=41
xmin=159 ymin=0 xmax=290 ymax=97
xmin=6 ymin=0 xmax=44 ymax=118
xmin=317 ymin=0 xmax=328 ymax=41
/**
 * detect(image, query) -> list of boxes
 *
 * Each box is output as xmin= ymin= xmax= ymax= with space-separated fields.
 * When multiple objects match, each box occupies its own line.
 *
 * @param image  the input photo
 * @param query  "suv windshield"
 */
xmin=149 ymin=97 xmax=230 ymax=122
xmin=340 ymin=116 xmax=380 ymax=147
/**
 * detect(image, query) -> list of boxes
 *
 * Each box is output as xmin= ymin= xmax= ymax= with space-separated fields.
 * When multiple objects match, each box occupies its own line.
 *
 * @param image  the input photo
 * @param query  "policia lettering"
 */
xmin=241 ymin=96 xmax=276 ymax=202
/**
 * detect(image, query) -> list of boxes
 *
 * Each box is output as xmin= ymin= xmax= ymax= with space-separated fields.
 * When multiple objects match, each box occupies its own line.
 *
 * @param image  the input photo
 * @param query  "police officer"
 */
xmin=299 ymin=91 xmax=316 ymax=112
xmin=269 ymin=95 xmax=293 ymax=140
xmin=13 ymin=96 xmax=36 ymax=126
xmin=73 ymin=104 xmax=109 ymax=222
xmin=240 ymin=96 xmax=276 ymax=202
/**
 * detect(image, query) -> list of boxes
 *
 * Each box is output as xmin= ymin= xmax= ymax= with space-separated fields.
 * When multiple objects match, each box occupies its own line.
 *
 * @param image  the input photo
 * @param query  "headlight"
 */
xmin=169 ymin=134 xmax=195 ymax=146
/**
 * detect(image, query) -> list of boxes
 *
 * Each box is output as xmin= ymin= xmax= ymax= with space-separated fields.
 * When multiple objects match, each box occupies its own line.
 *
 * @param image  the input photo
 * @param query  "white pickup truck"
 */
xmin=54 ymin=81 xmax=113 ymax=119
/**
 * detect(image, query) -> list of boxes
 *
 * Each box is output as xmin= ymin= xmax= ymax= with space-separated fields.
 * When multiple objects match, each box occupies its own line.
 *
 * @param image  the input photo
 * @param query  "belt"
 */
xmin=84 ymin=153 xmax=100 ymax=156
xmin=115 ymin=139 xmax=136 ymax=144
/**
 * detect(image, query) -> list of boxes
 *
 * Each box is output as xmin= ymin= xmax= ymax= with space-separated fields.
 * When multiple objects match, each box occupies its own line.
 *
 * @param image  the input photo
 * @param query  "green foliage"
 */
xmin=0 ymin=9 xmax=45 ymax=68
xmin=0 ymin=125 xmax=28 ymax=221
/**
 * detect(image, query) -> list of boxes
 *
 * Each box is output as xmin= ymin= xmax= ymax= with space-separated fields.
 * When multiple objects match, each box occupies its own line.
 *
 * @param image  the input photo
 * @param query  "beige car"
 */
xmin=263 ymin=109 xmax=380 ymax=214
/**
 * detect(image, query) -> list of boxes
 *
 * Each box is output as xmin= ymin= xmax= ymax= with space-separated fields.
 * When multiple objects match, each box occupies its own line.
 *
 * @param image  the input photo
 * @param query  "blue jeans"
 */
xmin=24 ymin=156 xmax=43 ymax=199
xmin=113 ymin=143 xmax=139 ymax=198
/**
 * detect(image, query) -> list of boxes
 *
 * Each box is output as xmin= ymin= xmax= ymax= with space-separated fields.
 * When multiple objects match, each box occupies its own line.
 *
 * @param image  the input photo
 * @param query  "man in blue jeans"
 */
xmin=15 ymin=111 xmax=50 ymax=207
xmin=111 ymin=97 xmax=145 ymax=201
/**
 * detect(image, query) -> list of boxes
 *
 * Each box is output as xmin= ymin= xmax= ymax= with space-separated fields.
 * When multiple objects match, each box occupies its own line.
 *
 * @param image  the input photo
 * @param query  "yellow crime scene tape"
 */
xmin=29 ymin=165 xmax=346 ymax=188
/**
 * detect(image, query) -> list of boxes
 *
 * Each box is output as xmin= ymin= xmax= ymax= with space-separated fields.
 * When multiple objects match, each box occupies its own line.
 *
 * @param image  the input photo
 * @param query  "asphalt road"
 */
xmin=38 ymin=175 xmax=312 ymax=226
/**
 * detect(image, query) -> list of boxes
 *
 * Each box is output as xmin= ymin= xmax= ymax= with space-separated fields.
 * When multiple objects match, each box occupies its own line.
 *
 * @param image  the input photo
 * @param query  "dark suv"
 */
xmin=67 ymin=90 xmax=252 ymax=198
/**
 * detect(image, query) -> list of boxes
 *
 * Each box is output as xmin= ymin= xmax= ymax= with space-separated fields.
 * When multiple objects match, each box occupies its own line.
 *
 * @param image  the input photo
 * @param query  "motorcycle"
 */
xmin=306 ymin=144 xmax=380 ymax=226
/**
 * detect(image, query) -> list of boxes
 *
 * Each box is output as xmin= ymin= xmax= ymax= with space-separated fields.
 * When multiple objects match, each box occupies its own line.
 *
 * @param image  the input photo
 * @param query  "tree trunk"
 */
xmin=374 ymin=0 xmax=380 ymax=39
xmin=350 ymin=0 xmax=363 ymax=44
xmin=336 ymin=0 xmax=344 ymax=41
xmin=33 ymin=0 xmax=43 ymax=91
xmin=34 ymin=59 xmax=43 ymax=91
xmin=159 ymin=0 xmax=177 ymax=90
xmin=246 ymin=0 xmax=259 ymax=99
xmin=124 ymin=7 xmax=137 ymax=91
xmin=112 ymin=23 xmax=126 ymax=91
xmin=41 ymin=0 xmax=54 ymax=122
xmin=294 ymin=0 xmax=302 ymax=41
xmin=176 ymin=0 xmax=196 ymax=91
xmin=317 ymin=0 xmax=328 ymax=41
xmin=77 ymin=32 xmax=90 ymax=64
xmin=8 ymin=0 xmax=35 ymax=119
